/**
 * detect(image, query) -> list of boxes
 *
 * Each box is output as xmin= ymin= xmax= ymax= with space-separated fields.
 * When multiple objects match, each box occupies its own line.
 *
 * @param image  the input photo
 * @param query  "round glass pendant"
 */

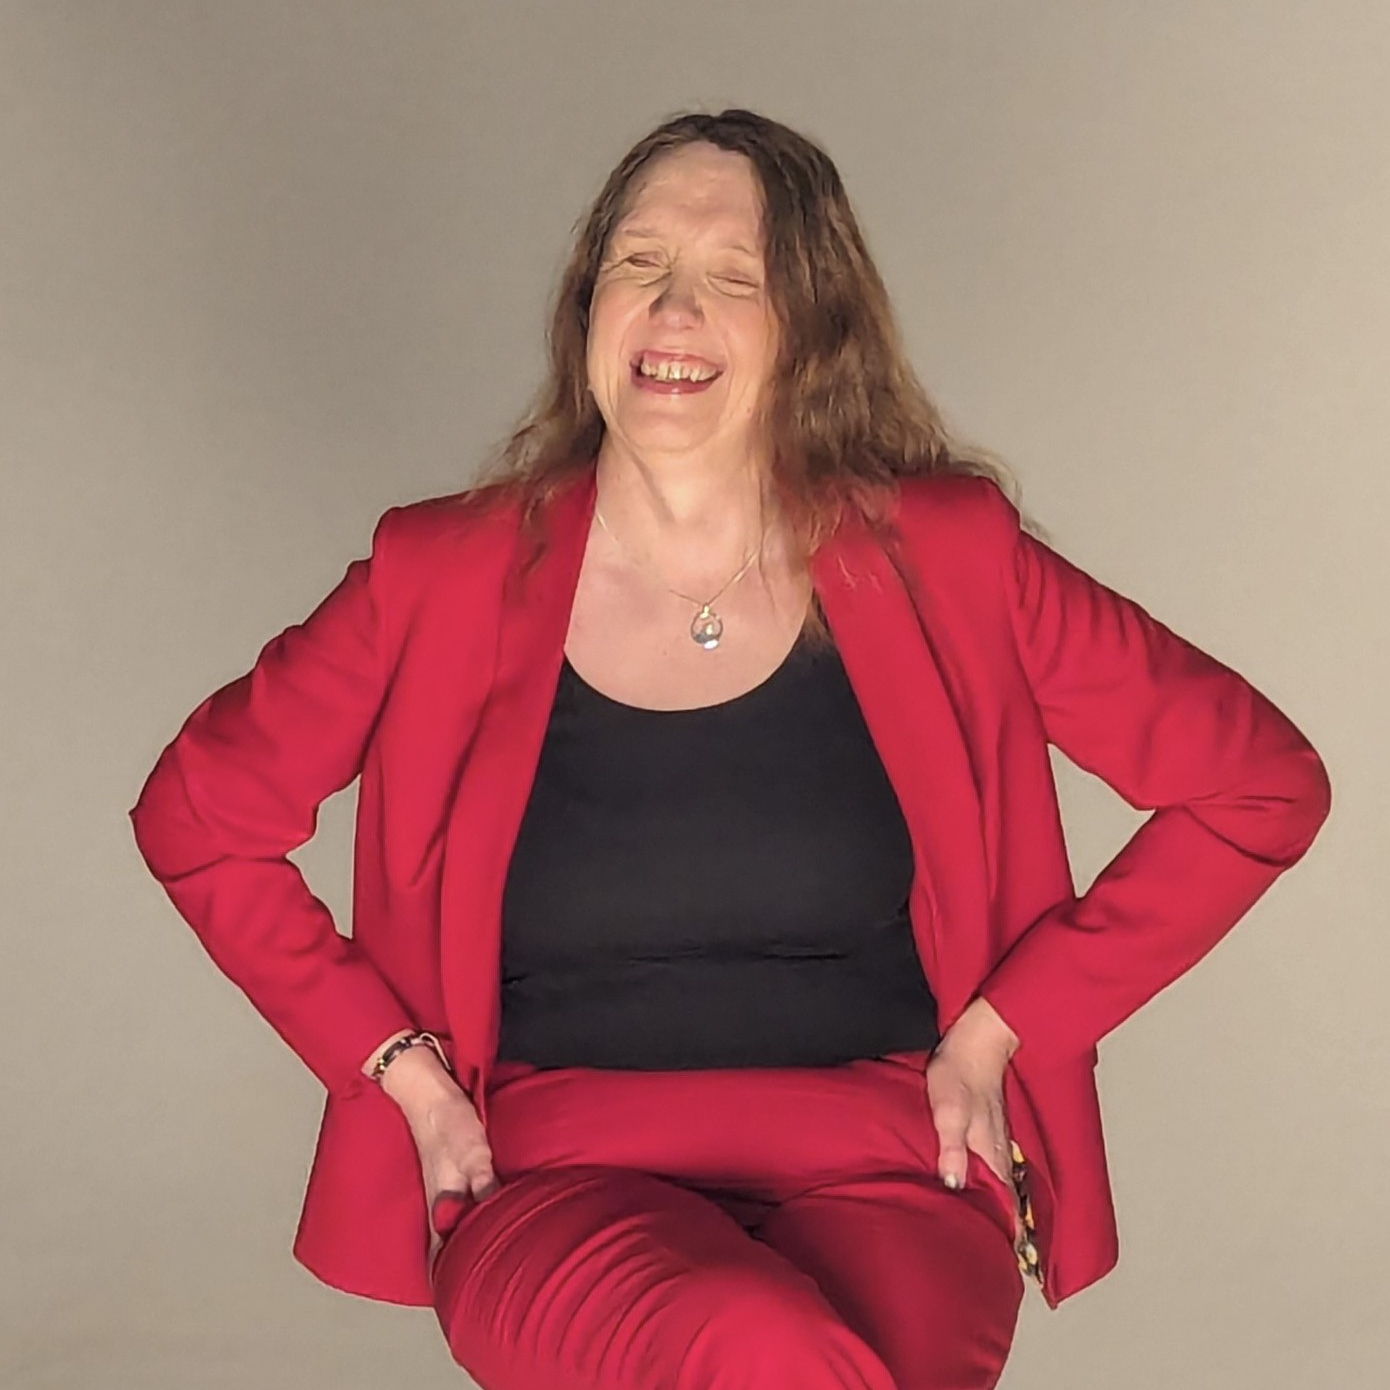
xmin=691 ymin=605 xmax=723 ymax=650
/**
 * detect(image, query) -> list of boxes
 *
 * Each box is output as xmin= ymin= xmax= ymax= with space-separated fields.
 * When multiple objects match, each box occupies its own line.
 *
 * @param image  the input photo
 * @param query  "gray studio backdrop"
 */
xmin=2 ymin=3 xmax=1384 ymax=1388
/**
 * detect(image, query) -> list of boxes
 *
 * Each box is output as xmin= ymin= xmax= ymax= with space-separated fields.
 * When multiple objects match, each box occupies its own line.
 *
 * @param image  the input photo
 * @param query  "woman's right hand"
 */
xmin=378 ymin=1050 xmax=501 ymax=1269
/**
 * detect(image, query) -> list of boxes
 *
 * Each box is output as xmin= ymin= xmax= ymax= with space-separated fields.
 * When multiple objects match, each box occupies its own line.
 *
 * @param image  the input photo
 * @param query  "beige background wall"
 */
xmin=2 ymin=3 xmax=1384 ymax=1387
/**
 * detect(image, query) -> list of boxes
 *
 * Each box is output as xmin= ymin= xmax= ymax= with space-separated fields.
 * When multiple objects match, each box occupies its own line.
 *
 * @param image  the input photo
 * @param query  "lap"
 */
xmin=431 ymin=1161 xmax=1020 ymax=1390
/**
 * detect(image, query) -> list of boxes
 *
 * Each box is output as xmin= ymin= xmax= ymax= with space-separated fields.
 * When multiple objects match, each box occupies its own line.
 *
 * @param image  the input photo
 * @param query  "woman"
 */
xmin=129 ymin=109 xmax=1331 ymax=1390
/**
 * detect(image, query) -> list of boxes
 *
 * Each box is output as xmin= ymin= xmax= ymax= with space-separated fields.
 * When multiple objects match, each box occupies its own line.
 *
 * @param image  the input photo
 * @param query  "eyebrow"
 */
xmin=612 ymin=225 xmax=760 ymax=258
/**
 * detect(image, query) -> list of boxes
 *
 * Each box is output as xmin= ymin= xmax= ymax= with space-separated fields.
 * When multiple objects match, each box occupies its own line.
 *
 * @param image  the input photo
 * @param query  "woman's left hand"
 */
xmin=925 ymin=999 xmax=1021 ymax=1198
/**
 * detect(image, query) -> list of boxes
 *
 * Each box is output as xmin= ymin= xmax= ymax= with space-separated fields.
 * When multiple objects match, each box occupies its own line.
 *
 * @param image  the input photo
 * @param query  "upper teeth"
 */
xmin=639 ymin=358 xmax=717 ymax=382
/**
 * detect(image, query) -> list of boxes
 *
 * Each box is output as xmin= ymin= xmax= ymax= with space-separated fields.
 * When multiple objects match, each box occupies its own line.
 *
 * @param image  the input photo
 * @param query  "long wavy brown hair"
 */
xmin=470 ymin=107 xmax=1034 ymax=586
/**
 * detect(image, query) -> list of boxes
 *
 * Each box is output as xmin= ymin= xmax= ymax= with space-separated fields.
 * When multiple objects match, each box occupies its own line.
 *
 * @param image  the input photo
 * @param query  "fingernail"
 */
xmin=431 ymin=1193 xmax=469 ymax=1236
xmin=943 ymin=1172 xmax=961 ymax=1191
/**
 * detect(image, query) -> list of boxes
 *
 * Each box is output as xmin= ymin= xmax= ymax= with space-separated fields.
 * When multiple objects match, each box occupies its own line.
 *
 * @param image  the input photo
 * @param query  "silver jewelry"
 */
xmin=594 ymin=504 xmax=765 ymax=650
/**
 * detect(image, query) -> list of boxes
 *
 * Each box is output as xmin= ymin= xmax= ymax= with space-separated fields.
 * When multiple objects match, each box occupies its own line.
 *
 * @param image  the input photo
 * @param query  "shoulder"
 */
xmin=368 ymin=481 xmax=522 ymax=586
xmin=889 ymin=470 xmax=1024 ymax=564
xmin=375 ymin=480 xmax=521 ymax=550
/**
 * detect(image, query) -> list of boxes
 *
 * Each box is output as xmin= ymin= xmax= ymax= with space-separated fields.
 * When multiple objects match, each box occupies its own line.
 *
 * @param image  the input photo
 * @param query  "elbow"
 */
xmin=1294 ymin=745 xmax=1333 ymax=854
xmin=128 ymin=751 xmax=203 ymax=882
xmin=128 ymin=773 xmax=174 ymax=879
xmin=1256 ymin=741 xmax=1332 ymax=866
xmin=1195 ymin=739 xmax=1333 ymax=869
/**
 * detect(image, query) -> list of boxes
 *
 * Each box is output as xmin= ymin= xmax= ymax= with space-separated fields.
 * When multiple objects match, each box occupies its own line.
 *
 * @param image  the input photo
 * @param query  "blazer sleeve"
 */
xmin=127 ymin=507 xmax=418 ymax=1100
xmin=972 ymin=480 xmax=1332 ymax=1065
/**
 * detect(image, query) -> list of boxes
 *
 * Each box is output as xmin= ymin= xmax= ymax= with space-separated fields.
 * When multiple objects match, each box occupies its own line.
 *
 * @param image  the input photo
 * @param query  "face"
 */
xmin=586 ymin=143 xmax=779 ymax=471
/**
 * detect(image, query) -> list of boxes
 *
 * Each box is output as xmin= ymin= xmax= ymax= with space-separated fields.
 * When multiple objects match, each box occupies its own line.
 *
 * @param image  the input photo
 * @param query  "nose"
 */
xmin=648 ymin=266 xmax=703 ymax=326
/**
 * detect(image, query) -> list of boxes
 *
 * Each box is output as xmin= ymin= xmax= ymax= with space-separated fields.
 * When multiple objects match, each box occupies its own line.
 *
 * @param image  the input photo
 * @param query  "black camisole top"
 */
xmin=496 ymin=632 xmax=940 ymax=1069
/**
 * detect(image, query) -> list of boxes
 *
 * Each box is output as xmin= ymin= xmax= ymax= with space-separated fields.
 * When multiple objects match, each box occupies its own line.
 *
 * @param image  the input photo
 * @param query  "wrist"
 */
xmin=942 ymin=998 xmax=1020 ymax=1064
xmin=378 ymin=1044 xmax=460 ymax=1112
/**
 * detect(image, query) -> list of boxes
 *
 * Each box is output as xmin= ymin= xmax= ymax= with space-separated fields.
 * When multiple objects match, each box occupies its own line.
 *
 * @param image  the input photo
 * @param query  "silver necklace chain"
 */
xmin=593 ymin=504 xmax=765 ymax=651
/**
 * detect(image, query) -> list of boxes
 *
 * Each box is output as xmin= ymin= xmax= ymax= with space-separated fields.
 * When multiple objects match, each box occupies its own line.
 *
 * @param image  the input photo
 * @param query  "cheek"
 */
xmin=587 ymin=290 xmax=636 ymax=381
xmin=727 ymin=310 xmax=777 ymax=388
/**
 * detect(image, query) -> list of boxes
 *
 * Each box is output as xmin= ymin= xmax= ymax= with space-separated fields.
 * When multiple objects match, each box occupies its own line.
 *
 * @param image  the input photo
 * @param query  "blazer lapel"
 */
xmin=437 ymin=465 xmax=597 ymax=1109
xmin=440 ymin=472 xmax=989 ymax=1103
xmin=811 ymin=518 xmax=990 ymax=1025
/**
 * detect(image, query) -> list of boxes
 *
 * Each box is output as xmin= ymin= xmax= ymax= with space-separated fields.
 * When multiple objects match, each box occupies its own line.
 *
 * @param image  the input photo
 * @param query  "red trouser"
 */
xmin=430 ymin=1048 xmax=1024 ymax=1390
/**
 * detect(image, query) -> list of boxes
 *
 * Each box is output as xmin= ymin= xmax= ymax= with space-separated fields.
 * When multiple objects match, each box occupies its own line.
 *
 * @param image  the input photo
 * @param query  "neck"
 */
xmin=592 ymin=437 xmax=778 ymax=568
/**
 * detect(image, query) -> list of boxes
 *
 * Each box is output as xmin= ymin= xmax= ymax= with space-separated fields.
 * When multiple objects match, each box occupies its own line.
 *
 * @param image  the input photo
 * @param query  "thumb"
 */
xmin=935 ymin=1121 xmax=970 ymax=1193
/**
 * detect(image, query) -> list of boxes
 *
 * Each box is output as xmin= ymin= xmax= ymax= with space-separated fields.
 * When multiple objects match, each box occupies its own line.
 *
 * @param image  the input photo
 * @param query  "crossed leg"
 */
xmin=431 ymin=1163 xmax=1021 ymax=1390
xmin=752 ymin=1173 xmax=1024 ymax=1390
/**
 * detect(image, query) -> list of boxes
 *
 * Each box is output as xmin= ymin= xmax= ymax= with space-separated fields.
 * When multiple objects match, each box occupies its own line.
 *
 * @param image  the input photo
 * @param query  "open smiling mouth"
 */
xmin=630 ymin=354 xmax=724 ymax=394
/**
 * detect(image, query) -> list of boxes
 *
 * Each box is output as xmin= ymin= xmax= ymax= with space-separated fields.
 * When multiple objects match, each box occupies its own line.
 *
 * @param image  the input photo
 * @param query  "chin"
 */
xmin=610 ymin=412 xmax=723 ymax=452
xmin=619 ymin=433 xmax=719 ymax=462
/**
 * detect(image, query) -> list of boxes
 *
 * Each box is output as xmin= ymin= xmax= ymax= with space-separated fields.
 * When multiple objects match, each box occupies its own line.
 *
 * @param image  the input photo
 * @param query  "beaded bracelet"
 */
xmin=369 ymin=1030 xmax=452 ymax=1082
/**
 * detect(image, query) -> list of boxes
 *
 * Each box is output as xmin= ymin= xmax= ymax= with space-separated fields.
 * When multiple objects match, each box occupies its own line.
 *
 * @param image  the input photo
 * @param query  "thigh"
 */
xmin=754 ymin=1163 xmax=1024 ymax=1390
xmin=430 ymin=1164 xmax=900 ymax=1390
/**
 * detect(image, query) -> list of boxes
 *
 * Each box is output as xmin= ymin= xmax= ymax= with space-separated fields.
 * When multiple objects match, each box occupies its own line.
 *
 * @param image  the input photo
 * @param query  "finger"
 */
xmin=964 ymin=1112 xmax=1013 ymax=1181
xmin=968 ymin=1128 xmax=1024 ymax=1238
xmin=430 ymin=1190 xmax=473 ymax=1237
xmin=975 ymin=1131 xmax=1014 ymax=1187
xmin=932 ymin=1103 xmax=971 ymax=1192
xmin=471 ymin=1164 xmax=501 ymax=1202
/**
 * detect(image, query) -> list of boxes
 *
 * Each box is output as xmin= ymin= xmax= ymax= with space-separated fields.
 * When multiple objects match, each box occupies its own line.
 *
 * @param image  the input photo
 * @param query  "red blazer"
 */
xmin=128 ymin=463 xmax=1330 ymax=1310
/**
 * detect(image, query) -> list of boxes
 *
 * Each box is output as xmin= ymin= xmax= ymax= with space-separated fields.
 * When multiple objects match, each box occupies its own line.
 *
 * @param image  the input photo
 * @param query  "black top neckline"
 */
xmin=560 ymin=632 xmax=816 ymax=717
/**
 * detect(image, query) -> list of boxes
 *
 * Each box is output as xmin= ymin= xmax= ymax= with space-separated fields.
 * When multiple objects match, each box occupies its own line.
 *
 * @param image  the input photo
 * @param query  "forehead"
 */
xmin=613 ymin=144 xmax=764 ymax=251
